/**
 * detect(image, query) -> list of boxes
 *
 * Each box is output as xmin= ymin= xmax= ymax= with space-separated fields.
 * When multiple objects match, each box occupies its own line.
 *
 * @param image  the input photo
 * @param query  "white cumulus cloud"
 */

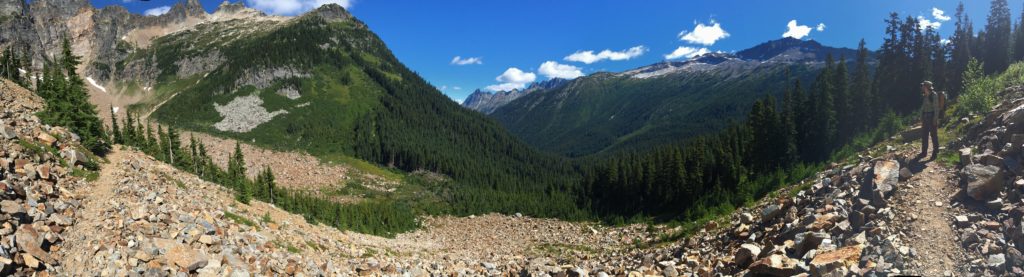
xmin=932 ymin=7 xmax=951 ymax=21
xmin=783 ymin=20 xmax=815 ymax=39
xmin=678 ymin=20 xmax=729 ymax=46
xmin=246 ymin=0 xmax=354 ymax=16
xmin=485 ymin=67 xmax=536 ymax=91
xmin=538 ymin=61 xmax=584 ymax=79
xmin=664 ymin=46 xmax=709 ymax=60
xmin=143 ymin=6 xmax=171 ymax=16
xmin=564 ymin=46 xmax=647 ymax=64
xmin=450 ymin=56 xmax=483 ymax=65
xmin=816 ymin=23 xmax=826 ymax=32
xmin=918 ymin=16 xmax=941 ymax=30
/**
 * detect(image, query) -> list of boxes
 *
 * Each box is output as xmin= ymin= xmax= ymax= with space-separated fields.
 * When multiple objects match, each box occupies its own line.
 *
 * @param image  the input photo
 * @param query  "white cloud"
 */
xmin=143 ymin=6 xmax=171 ymax=16
xmin=940 ymin=38 xmax=951 ymax=45
xmin=678 ymin=20 xmax=729 ymax=46
xmin=538 ymin=61 xmax=584 ymax=79
xmin=816 ymin=23 xmax=826 ymax=32
xmin=485 ymin=67 xmax=536 ymax=91
xmin=664 ymin=46 xmax=710 ymax=60
xmin=564 ymin=46 xmax=647 ymax=64
xmin=932 ymin=7 xmax=951 ymax=22
xmin=453 ymin=86 xmax=462 ymax=90
xmin=246 ymin=0 xmax=354 ymax=16
xmin=450 ymin=56 xmax=483 ymax=65
xmin=783 ymin=20 xmax=814 ymax=39
xmin=917 ymin=16 xmax=941 ymax=30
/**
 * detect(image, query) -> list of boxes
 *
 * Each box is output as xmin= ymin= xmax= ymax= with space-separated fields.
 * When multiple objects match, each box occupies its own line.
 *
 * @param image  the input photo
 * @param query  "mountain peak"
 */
xmin=166 ymin=0 xmax=207 ymax=18
xmin=736 ymin=37 xmax=854 ymax=62
xmin=305 ymin=3 xmax=352 ymax=22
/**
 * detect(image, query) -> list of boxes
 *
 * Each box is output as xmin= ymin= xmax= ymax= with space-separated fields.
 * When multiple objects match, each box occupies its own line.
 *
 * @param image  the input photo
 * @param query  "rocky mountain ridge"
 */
xmin=0 ymin=0 xmax=289 ymax=83
xmin=461 ymin=78 xmax=570 ymax=114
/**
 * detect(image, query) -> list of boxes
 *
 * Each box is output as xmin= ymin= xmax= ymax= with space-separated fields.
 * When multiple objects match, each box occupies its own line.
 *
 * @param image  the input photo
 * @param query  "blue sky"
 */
xmin=92 ymin=0 xmax=1021 ymax=102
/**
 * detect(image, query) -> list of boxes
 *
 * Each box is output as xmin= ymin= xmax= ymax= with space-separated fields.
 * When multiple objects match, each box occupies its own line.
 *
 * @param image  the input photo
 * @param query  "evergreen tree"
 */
xmin=36 ymin=38 xmax=110 ymax=155
xmin=1014 ymin=1 xmax=1024 ymax=62
xmin=110 ymin=106 xmax=121 ymax=144
xmin=983 ymin=0 xmax=1012 ymax=74
xmin=851 ymin=39 xmax=874 ymax=131
xmin=833 ymin=57 xmax=851 ymax=143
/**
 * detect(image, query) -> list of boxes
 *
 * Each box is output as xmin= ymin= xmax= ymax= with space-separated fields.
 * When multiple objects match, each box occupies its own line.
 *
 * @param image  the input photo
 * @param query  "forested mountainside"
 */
xmin=488 ymin=38 xmax=867 ymax=157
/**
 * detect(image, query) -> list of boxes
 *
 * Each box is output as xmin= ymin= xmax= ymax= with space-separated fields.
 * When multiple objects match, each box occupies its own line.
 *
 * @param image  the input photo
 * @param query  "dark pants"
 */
xmin=921 ymin=113 xmax=939 ymax=155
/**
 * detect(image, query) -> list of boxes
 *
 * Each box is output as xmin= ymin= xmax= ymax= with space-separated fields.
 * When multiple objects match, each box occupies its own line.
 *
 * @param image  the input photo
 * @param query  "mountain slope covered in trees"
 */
xmin=489 ymin=38 xmax=867 ymax=157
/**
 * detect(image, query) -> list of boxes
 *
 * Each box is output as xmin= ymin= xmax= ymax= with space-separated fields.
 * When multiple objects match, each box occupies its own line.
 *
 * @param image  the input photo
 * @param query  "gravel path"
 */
xmin=895 ymin=157 xmax=968 ymax=276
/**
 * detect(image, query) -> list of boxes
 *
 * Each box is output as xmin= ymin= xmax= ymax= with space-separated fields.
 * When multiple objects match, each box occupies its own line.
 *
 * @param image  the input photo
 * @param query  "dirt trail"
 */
xmin=897 ymin=158 xmax=968 ymax=276
xmin=57 ymin=146 xmax=127 ymax=275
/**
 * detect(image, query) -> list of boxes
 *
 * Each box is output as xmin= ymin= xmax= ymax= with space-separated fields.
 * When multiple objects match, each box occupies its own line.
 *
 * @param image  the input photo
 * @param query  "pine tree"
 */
xmin=36 ymin=38 xmax=110 ymax=155
xmin=852 ymin=39 xmax=874 ymax=131
xmin=110 ymin=106 xmax=122 ymax=144
xmin=1014 ymin=1 xmax=1024 ymax=62
xmin=833 ymin=57 xmax=851 ymax=143
xmin=983 ymin=0 xmax=1011 ymax=74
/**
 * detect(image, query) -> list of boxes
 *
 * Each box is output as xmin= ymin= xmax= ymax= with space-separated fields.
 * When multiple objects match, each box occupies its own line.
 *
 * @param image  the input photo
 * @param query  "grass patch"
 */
xmin=70 ymin=168 xmax=100 ymax=182
xmin=223 ymin=211 xmax=257 ymax=227
xmin=362 ymin=248 xmax=377 ymax=258
xmin=261 ymin=212 xmax=274 ymax=223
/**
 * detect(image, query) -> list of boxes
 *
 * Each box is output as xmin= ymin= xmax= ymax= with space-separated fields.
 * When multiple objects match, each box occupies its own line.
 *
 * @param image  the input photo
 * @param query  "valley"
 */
xmin=0 ymin=0 xmax=1023 ymax=275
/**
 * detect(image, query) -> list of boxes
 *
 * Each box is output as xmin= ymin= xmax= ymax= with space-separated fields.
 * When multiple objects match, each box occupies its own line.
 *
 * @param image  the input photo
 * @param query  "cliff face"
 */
xmin=0 ymin=0 xmax=281 ymax=84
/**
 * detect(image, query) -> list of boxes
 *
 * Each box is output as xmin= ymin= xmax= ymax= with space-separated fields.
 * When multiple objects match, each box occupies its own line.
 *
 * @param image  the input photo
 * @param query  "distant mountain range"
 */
xmin=462 ymin=78 xmax=570 ymax=114
xmin=469 ymin=37 xmax=873 ymax=157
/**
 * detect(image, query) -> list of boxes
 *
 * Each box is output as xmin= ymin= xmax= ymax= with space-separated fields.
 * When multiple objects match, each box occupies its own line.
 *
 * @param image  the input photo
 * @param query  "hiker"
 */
xmin=918 ymin=80 xmax=945 ymax=160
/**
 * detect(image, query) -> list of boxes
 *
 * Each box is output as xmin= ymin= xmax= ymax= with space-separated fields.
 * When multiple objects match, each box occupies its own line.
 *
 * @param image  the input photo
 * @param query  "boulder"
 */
xmin=35 ymin=132 xmax=56 ymax=146
xmin=979 ymin=153 xmax=1005 ymax=167
xmin=0 ymin=126 xmax=15 ymax=139
xmin=872 ymin=160 xmax=899 ymax=197
xmin=809 ymin=245 xmax=863 ymax=277
xmin=14 ymin=225 xmax=54 ymax=264
xmin=167 ymin=243 xmax=210 ymax=272
xmin=748 ymin=254 xmax=801 ymax=276
xmin=762 ymin=204 xmax=783 ymax=223
xmin=794 ymin=232 xmax=829 ymax=257
xmin=63 ymin=149 xmax=90 ymax=166
xmin=960 ymin=148 xmax=973 ymax=167
xmin=735 ymin=243 xmax=761 ymax=268
xmin=962 ymin=164 xmax=1006 ymax=201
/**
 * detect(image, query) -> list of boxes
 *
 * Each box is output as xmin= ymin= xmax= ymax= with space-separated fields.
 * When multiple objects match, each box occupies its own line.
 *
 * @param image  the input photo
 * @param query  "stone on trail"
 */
xmin=872 ymin=160 xmax=899 ymax=197
xmin=961 ymin=164 xmax=1006 ymax=201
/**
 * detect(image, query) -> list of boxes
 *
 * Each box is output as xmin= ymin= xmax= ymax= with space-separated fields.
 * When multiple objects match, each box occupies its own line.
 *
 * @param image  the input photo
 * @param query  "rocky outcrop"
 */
xmin=174 ymin=50 xmax=224 ymax=78
xmin=234 ymin=66 xmax=310 ymax=91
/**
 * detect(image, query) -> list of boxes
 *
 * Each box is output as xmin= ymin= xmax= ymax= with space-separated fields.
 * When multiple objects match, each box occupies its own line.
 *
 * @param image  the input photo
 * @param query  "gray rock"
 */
xmin=989 ymin=253 xmax=1006 ymax=268
xmin=735 ymin=243 xmax=761 ymax=267
xmin=961 ymin=164 xmax=1006 ymax=201
xmin=0 ymin=126 xmax=15 ymax=139
xmin=762 ymin=204 xmax=783 ymax=223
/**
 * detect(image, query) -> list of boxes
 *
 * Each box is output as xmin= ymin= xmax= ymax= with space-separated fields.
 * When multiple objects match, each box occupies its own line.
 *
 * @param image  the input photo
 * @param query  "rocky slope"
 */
xmin=0 ymin=79 xmax=95 ymax=275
